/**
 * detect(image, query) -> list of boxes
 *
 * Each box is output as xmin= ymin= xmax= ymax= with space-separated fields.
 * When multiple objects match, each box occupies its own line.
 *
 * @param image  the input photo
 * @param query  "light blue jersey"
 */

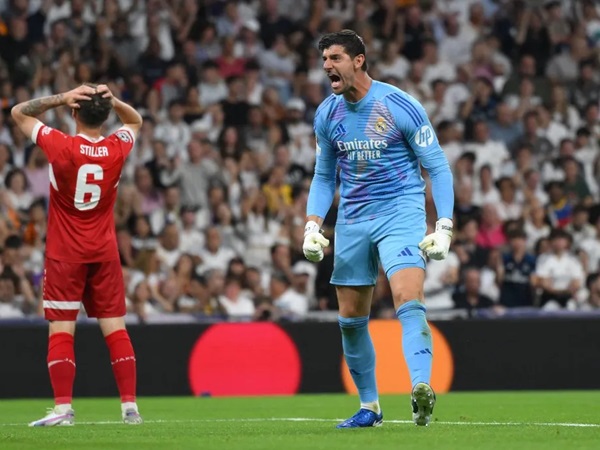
xmin=307 ymin=80 xmax=453 ymax=224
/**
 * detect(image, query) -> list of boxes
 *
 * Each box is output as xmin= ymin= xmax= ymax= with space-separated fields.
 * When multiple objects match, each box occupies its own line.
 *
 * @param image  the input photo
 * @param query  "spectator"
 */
xmin=584 ymin=274 xmax=600 ymax=309
xmin=561 ymin=156 xmax=593 ymax=207
xmin=536 ymin=228 xmax=585 ymax=309
xmin=463 ymin=120 xmax=510 ymax=180
xmin=546 ymin=181 xmax=573 ymax=228
xmin=423 ymin=246 xmax=460 ymax=310
xmin=472 ymin=165 xmax=500 ymax=207
xmin=198 ymin=60 xmax=228 ymax=107
xmin=495 ymin=177 xmax=523 ymax=222
xmin=476 ymin=204 xmax=506 ymax=250
xmin=497 ymin=229 xmax=537 ymax=308
xmin=453 ymin=217 xmax=489 ymax=269
xmin=524 ymin=201 xmax=552 ymax=253
xmin=272 ymin=267 xmax=309 ymax=319
xmin=0 ymin=268 xmax=25 ymax=318
xmin=452 ymin=267 xmax=495 ymax=317
xmin=216 ymin=36 xmax=246 ymax=79
xmin=487 ymin=102 xmax=523 ymax=151
xmin=156 ymin=223 xmax=182 ymax=270
xmin=454 ymin=181 xmax=481 ymax=229
xmin=197 ymin=226 xmax=237 ymax=274
xmin=566 ymin=205 xmax=597 ymax=250
xmin=220 ymin=75 xmax=251 ymax=128
xmin=179 ymin=273 xmax=227 ymax=317
xmin=546 ymin=36 xmax=590 ymax=86
xmin=130 ymin=214 xmax=158 ymax=254
xmin=218 ymin=275 xmax=255 ymax=318
xmin=154 ymin=100 xmax=191 ymax=160
xmin=150 ymin=185 xmax=181 ymax=236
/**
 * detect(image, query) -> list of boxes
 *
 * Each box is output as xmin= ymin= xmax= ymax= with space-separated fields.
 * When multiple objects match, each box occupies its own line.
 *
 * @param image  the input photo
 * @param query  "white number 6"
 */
xmin=74 ymin=164 xmax=103 ymax=210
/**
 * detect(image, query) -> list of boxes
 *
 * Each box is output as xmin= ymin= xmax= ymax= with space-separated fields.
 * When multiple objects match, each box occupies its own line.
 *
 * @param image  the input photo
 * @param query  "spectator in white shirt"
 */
xmin=423 ymin=250 xmax=460 ymax=310
xmin=156 ymin=223 xmax=182 ymax=270
xmin=536 ymin=229 xmax=586 ymax=309
xmin=494 ymin=176 xmax=523 ymax=222
xmin=565 ymin=205 xmax=597 ymax=250
xmin=197 ymin=226 xmax=237 ymax=274
xmin=438 ymin=13 xmax=478 ymax=65
xmin=463 ymin=120 xmax=510 ymax=180
xmin=271 ymin=271 xmax=309 ymax=319
xmin=198 ymin=61 xmax=228 ymax=107
xmin=423 ymin=79 xmax=457 ymax=127
xmin=472 ymin=164 xmax=500 ymax=207
xmin=377 ymin=40 xmax=410 ymax=80
xmin=578 ymin=215 xmax=600 ymax=275
xmin=422 ymin=38 xmax=456 ymax=86
xmin=154 ymin=100 xmax=191 ymax=161
xmin=218 ymin=276 xmax=255 ymax=318
xmin=150 ymin=185 xmax=182 ymax=236
xmin=524 ymin=201 xmax=552 ymax=253
xmin=0 ymin=271 xmax=24 ymax=318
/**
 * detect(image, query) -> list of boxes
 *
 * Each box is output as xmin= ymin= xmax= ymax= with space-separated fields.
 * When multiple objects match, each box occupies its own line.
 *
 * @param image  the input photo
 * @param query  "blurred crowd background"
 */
xmin=0 ymin=0 xmax=599 ymax=322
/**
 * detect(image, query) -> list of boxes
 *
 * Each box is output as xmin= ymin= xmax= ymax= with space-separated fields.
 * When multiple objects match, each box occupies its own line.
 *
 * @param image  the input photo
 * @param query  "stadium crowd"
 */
xmin=0 ymin=0 xmax=599 ymax=321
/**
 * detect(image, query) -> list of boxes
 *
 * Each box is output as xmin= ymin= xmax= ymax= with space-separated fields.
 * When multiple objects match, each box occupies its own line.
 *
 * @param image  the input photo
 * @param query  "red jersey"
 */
xmin=32 ymin=122 xmax=135 ymax=263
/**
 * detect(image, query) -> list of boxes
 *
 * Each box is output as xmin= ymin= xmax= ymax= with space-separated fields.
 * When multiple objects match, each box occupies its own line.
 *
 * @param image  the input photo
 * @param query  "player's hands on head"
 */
xmin=64 ymin=85 xmax=97 ymax=109
xmin=95 ymin=84 xmax=115 ymax=105
xmin=418 ymin=218 xmax=453 ymax=261
xmin=303 ymin=221 xmax=330 ymax=262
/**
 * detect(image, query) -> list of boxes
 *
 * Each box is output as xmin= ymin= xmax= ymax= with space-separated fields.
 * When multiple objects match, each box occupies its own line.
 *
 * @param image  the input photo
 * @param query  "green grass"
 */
xmin=1 ymin=393 xmax=599 ymax=450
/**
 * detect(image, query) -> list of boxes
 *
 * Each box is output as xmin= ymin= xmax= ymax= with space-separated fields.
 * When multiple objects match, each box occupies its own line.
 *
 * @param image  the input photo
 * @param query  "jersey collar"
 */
xmin=343 ymin=80 xmax=376 ymax=112
xmin=77 ymin=133 xmax=105 ymax=143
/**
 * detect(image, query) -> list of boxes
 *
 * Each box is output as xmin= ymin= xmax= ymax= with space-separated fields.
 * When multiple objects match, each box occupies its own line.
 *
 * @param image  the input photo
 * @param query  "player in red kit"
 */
xmin=11 ymin=84 xmax=144 ymax=426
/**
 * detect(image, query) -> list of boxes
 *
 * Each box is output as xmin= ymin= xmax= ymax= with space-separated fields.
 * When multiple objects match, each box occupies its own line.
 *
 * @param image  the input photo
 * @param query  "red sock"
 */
xmin=105 ymin=329 xmax=137 ymax=403
xmin=47 ymin=332 xmax=76 ymax=405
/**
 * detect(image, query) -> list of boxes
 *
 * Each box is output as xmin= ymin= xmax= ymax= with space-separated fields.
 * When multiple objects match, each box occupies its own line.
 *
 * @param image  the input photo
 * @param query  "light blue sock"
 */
xmin=396 ymin=300 xmax=433 ymax=387
xmin=338 ymin=315 xmax=378 ymax=404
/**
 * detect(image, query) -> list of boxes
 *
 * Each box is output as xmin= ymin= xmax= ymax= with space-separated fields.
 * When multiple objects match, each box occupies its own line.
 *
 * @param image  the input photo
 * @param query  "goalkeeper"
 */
xmin=303 ymin=30 xmax=454 ymax=428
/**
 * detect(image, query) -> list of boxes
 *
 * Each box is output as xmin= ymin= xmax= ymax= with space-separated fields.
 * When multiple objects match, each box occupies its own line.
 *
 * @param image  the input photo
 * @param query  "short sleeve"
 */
xmin=32 ymin=122 xmax=71 ymax=162
xmin=111 ymin=126 xmax=136 ymax=158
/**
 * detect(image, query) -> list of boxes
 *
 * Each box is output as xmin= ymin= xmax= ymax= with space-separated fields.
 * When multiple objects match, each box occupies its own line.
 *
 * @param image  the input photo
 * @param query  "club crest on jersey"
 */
xmin=375 ymin=117 xmax=386 ymax=134
xmin=116 ymin=130 xmax=131 ymax=143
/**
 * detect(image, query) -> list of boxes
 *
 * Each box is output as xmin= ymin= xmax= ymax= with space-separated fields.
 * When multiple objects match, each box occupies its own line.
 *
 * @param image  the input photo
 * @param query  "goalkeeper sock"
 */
xmin=47 ymin=332 xmax=76 ymax=405
xmin=397 ymin=300 xmax=433 ymax=387
xmin=338 ymin=316 xmax=379 ymax=406
xmin=105 ymin=329 xmax=137 ymax=403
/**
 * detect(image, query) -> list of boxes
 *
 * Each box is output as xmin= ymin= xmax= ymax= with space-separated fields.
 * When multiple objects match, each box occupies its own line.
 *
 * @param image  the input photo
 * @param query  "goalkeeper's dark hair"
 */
xmin=76 ymin=83 xmax=112 ymax=128
xmin=318 ymin=29 xmax=368 ymax=71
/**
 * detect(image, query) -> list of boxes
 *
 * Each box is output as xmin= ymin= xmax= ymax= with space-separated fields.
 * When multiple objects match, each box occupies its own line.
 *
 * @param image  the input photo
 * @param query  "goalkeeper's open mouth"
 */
xmin=328 ymin=73 xmax=342 ymax=90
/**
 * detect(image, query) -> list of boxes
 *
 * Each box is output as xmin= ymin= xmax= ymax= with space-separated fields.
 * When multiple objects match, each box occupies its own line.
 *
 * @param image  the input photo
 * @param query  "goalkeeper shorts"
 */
xmin=330 ymin=194 xmax=426 ymax=286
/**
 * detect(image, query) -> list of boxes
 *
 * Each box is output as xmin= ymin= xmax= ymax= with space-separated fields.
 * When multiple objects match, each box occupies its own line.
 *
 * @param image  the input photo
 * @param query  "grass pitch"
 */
xmin=1 ymin=392 xmax=599 ymax=450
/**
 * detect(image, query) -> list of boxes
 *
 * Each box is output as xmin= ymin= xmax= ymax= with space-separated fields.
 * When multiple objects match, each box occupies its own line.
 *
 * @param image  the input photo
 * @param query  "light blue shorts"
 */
xmin=330 ymin=195 xmax=426 ymax=286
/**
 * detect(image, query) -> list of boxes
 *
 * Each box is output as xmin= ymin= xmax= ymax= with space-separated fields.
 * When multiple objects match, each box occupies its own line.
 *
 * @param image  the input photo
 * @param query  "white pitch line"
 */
xmin=3 ymin=418 xmax=599 ymax=428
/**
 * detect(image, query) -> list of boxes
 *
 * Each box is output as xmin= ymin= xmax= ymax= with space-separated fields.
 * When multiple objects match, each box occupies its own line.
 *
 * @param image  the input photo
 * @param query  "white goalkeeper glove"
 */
xmin=303 ymin=221 xmax=330 ymax=262
xmin=418 ymin=218 xmax=453 ymax=261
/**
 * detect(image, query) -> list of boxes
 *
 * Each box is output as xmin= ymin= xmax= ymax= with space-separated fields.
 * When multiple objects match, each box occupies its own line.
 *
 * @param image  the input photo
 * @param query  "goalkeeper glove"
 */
xmin=418 ymin=218 xmax=453 ymax=261
xmin=303 ymin=221 xmax=330 ymax=262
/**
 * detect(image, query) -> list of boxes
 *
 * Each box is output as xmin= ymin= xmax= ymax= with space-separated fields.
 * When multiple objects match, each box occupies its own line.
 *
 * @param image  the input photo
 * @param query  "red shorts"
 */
xmin=43 ymin=258 xmax=126 ymax=321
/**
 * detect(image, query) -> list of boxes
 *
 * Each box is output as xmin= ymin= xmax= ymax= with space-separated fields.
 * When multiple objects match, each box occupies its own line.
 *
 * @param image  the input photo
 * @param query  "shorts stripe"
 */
xmin=43 ymin=300 xmax=81 ymax=310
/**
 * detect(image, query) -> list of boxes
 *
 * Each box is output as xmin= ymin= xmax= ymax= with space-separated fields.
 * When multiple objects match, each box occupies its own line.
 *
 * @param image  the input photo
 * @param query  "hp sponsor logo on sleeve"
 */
xmin=415 ymin=125 xmax=434 ymax=148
